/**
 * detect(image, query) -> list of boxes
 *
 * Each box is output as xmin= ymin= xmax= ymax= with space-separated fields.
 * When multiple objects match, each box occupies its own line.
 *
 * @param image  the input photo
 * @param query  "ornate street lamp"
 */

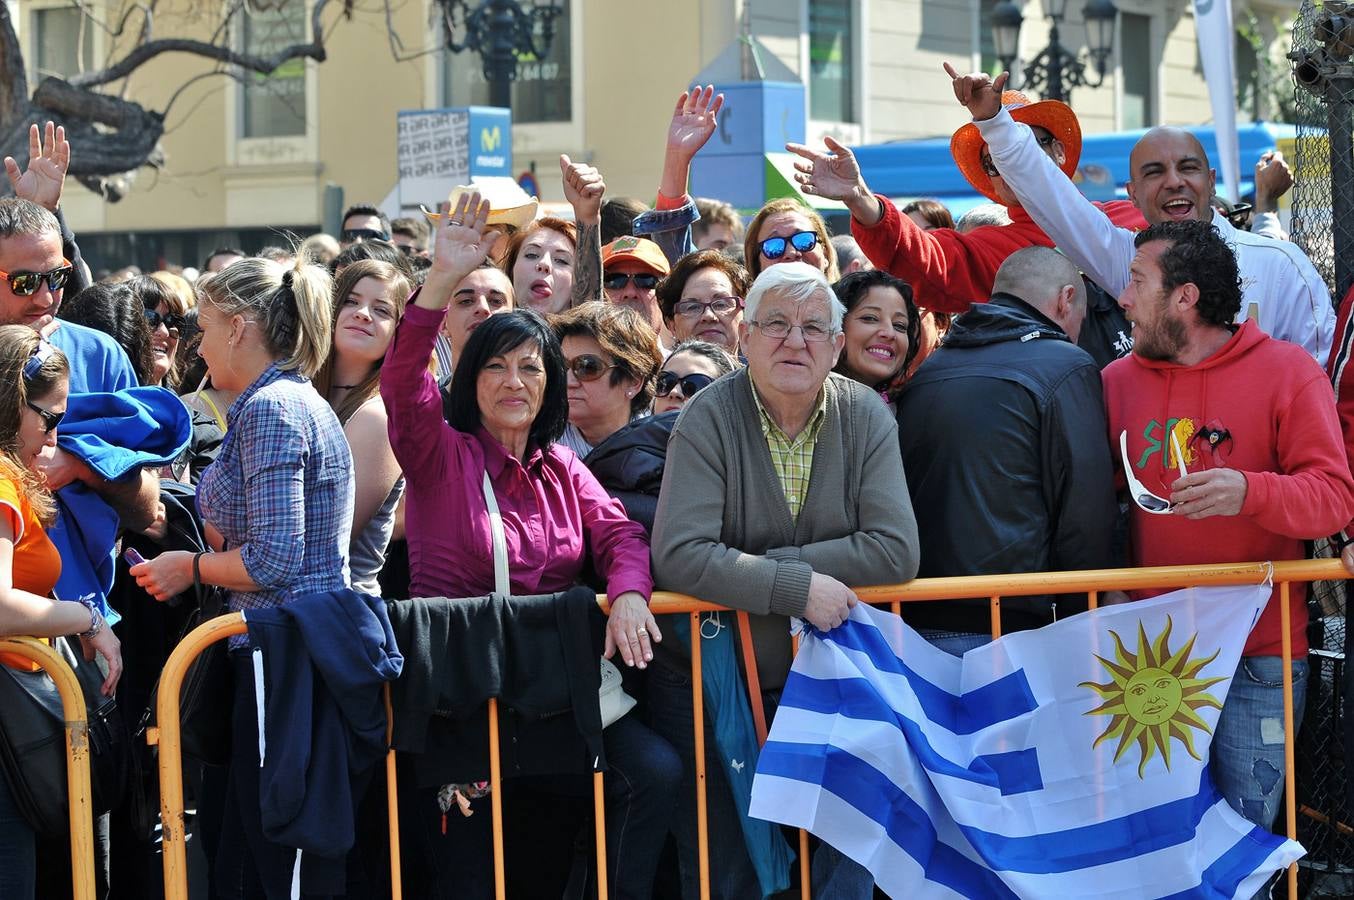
xmin=991 ymin=0 xmax=1117 ymax=103
xmin=438 ymin=0 xmax=564 ymax=110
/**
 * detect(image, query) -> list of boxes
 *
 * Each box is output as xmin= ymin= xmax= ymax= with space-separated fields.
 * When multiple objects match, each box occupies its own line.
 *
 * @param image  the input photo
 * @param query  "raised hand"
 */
xmin=560 ymin=154 xmax=605 ymax=225
xmin=667 ymin=85 xmax=724 ymax=161
xmin=942 ymin=62 xmax=1008 ymax=122
xmin=786 ymin=137 xmax=881 ymax=226
xmin=4 ymin=122 xmax=70 ymax=212
xmin=419 ymin=191 xmax=494 ymax=307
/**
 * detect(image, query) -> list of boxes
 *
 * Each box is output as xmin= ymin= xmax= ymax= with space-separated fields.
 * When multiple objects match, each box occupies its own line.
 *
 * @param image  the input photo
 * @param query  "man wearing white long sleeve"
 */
xmin=944 ymin=63 xmax=1334 ymax=365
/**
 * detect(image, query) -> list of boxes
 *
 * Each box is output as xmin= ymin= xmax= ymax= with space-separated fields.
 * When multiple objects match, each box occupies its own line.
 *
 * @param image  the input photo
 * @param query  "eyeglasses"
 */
xmin=980 ymin=134 xmax=1057 ymax=178
xmin=758 ymin=231 xmax=818 ymax=260
xmin=566 ymin=353 xmax=619 ymax=382
xmin=341 ymin=228 xmax=390 ymax=244
xmin=0 ymin=259 xmax=72 ymax=297
xmin=603 ymin=272 xmax=660 ymax=291
xmin=655 ymin=371 xmax=714 ymax=400
xmin=1120 ymin=430 xmax=1188 ymax=515
xmin=144 ymin=308 xmax=185 ymax=334
xmin=22 ymin=340 xmax=57 ymax=382
xmin=26 ymin=400 xmax=63 ymax=434
xmin=748 ymin=319 xmax=834 ymax=342
xmin=394 ymin=243 xmax=422 ymax=256
xmin=673 ymin=296 xmax=742 ymax=318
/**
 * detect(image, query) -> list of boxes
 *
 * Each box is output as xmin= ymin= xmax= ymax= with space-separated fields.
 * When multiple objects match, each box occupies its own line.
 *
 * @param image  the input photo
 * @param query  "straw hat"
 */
xmin=951 ymin=91 xmax=1083 ymax=203
xmin=422 ymin=177 xmax=540 ymax=230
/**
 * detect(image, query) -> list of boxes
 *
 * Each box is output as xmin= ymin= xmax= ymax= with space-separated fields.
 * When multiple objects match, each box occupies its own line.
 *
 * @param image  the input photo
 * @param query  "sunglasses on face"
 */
xmin=0 ymin=259 xmax=73 ymax=297
xmin=758 ymin=231 xmax=818 ymax=260
xmin=980 ymin=133 xmax=1057 ymax=178
xmin=566 ymin=353 xmax=619 ymax=382
xmin=341 ymin=228 xmax=390 ymax=243
xmin=655 ymin=371 xmax=714 ymax=400
xmin=603 ymin=272 xmax=660 ymax=291
xmin=1119 ymin=430 xmax=1188 ymax=515
xmin=26 ymin=400 xmax=63 ymax=434
xmin=673 ymin=296 xmax=741 ymax=318
xmin=144 ymin=308 xmax=185 ymax=333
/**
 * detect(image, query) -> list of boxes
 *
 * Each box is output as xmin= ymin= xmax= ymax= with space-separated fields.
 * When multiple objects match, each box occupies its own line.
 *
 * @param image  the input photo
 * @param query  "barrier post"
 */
xmin=0 ymin=636 xmax=96 ymax=900
xmin=1279 ymin=582 xmax=1298 ymax=899
xmin=690 ymin=610 xmax=710 ymax=900
xmin=383 ymin=684 xmax=402 ymax=900
xmin=154 ymin=613 xmax=246 ymax=900
xmin=488 ymin=697 xmax=506 ymax=900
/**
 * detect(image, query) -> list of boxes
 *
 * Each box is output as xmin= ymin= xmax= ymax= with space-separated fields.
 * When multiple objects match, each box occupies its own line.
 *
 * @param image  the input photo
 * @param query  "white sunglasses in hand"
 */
xmin=1120 ymin=430 xmax=1188 ymax=515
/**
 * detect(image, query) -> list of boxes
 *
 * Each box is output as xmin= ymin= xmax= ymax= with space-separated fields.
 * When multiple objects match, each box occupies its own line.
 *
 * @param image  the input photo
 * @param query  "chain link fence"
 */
xmin=1290 ymin=3 xmax=1353 ymax=894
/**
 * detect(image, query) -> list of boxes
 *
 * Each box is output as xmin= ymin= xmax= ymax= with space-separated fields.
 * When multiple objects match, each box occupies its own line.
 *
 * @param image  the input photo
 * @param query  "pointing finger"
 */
xmin=942 ymin=61 xmax=962 ymax=81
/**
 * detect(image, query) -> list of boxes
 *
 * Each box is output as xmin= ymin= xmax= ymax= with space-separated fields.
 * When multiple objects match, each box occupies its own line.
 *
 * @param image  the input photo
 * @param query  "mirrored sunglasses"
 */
xmin=758 ymin=231 xmax=818 ymax=260
xmin=341 ymin=228 xmax=390 ymax=243
xmin=1120 ymin=430 xmax=1188 ymax=515
xmin=0 ymin=260 xmax=73 ymax=297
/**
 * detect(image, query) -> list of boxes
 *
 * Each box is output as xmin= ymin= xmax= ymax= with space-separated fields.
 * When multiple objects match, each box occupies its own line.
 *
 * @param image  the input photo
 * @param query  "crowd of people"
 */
xmin=1 ymin=62 xmax=1352 ymax=900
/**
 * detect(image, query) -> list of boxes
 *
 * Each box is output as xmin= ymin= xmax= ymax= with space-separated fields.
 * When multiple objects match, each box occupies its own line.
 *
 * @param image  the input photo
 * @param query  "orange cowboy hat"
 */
xmin=951 ymin=90 xmax=1083 ymax=203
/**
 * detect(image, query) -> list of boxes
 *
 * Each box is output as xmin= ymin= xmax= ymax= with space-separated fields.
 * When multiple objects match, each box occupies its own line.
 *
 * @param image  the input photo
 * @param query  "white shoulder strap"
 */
xmin=481 ymin=471 xmax=510 ymax=595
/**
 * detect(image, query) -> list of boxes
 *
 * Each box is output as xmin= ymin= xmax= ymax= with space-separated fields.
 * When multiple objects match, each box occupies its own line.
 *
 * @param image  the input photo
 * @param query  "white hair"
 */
xmin=743 ymin=261 xmax=845 ymax=332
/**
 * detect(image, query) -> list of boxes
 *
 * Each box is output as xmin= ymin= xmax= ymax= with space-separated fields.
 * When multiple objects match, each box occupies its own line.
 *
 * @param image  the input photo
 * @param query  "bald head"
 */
xmin=993 ymin=247 xmax=1087 ymax=340
xmin=1127 ymin=127 xmax=1216 ymax=224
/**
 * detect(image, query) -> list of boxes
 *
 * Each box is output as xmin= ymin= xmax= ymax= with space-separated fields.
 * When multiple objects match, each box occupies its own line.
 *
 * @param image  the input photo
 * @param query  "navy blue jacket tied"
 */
xmin=244 ymin=589 xmax=404 ymax=857
xmin=51 ymin=387 xmax=191 ymax=622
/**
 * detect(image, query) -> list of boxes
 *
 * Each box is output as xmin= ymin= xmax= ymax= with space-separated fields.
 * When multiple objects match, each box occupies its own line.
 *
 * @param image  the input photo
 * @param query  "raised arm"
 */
xmin=562 ymin=154 xmax=605 ymax=307
xmin=636 ymin=86 xmax=724 ymax=264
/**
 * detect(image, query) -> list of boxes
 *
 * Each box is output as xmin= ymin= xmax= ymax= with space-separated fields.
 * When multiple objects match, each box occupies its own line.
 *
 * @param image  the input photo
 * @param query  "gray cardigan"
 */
xmin=651 ymin=368 xmax=920 ymax=688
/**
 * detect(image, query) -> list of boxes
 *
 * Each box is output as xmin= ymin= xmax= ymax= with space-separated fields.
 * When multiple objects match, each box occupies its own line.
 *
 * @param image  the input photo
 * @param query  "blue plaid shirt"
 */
xmin=197 ymin=363 xmax=353 ymax=627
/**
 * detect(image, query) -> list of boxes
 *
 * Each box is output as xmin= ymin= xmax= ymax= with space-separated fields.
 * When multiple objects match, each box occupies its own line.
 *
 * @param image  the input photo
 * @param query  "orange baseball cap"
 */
xmin=602 ymin=236 xmax=670 ymax=277
xmin=951 ymin=91 xmax=1083 ymax=203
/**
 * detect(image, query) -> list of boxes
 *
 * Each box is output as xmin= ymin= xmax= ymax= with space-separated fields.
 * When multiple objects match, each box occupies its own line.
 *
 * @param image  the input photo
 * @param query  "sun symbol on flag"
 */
xmin=1079 ymin=616 xmax=1226 ymax=778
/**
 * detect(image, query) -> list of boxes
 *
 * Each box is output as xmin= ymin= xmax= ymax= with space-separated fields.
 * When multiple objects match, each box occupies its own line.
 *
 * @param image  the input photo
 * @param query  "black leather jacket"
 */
xmin=897 ymin=293 xmax=1119 ymax=634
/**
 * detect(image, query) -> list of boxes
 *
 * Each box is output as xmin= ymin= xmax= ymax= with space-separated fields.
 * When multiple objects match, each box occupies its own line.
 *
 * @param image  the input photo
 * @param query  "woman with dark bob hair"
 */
xmin=380 ymin=193 xmax=680 ymax=900
xmin=832 ymin=268 xmax=921 ymax=410
xmin=57 ymin=281 xmax=156 ymax=385
xmin=552 ymin=301 xmax=662 ymax=458
xmin=654 ymin=248 xmax=749 ymax=356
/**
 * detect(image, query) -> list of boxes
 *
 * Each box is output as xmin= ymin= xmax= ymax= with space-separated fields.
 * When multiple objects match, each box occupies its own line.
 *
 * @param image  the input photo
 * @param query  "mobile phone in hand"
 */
xmin=123 ymin=548 xmax=146 ymax=567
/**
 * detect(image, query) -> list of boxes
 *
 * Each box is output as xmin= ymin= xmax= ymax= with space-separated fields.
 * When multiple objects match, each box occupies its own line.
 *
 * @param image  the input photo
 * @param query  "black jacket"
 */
xmin=584 ymin=410 xmax=677 ymax=535
xmin=897 ymin=293 xmax=1118 ymax=633
xmin=1077 ymin=276 xmax=1135 ymax=368
xmin=385 ymin=588 xmax=608 ymax=788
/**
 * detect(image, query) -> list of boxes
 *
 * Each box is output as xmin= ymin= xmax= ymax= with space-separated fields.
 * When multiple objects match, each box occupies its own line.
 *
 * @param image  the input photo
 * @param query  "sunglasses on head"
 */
xmin=566 ymin=353 xmax=619 ymax=382
xmin=144 ymin=308 xmax=185 ymax=333
xmin=603 ymin=272 xmax=660 ymax=291
xmin=0 ymin=259 xmax=73 ymax=297
xmin=758 ymin=231 xmax=818 ymax=260
xmin=341 ymin=228 xmax=390 ymax=243
xmin=26 ymin=400 xmax=63 ymax=434
xmin=1119 ymin=430 xmax=1188 ymax=515
xmin=655 ymin=371 xmax=714 ymax=400
xmin=22 ymin=339 xmax=57 ymax=382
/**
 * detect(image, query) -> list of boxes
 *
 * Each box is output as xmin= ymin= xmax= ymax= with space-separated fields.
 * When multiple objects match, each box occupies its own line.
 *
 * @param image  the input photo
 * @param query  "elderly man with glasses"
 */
xmin=651 ymin=261 xmax=919 ymax=899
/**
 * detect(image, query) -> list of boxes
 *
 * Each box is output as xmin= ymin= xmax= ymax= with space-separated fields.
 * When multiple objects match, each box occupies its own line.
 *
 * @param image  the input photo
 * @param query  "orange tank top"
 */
xmin=0 ymin=474 xmax=62 ymax=671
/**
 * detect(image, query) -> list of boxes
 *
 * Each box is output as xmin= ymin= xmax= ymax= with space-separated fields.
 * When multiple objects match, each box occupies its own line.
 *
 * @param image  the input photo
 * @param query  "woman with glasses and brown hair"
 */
xmin=743 ymin=197 xmax=839 ymax=283
xmin=655 ymin=249 xmax=749 ymax=357
xmin=381 ymin=193 xmax=679 ymax=900
xmin=0 ymin=327 xmax=122 ymax=900
xmin=551 ymin=302 xmax=662 ymax=458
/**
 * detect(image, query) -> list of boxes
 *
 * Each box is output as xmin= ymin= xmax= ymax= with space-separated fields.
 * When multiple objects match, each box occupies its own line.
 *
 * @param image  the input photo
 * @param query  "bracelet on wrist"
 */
xmin=76 ymin=596 xmax=103 ymax=639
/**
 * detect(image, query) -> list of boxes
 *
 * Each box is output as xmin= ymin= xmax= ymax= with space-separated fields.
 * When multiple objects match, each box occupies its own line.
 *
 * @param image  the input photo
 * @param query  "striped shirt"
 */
xmin=750 ymin=380 xmax=827 ymax=519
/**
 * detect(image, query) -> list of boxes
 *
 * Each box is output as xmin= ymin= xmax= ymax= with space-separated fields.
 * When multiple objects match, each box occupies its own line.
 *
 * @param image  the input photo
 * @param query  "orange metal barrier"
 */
xmin=153 ymin=558 xmax=1342 ymax=899
xmin=0 ymin=636 xmax=96 ymax=900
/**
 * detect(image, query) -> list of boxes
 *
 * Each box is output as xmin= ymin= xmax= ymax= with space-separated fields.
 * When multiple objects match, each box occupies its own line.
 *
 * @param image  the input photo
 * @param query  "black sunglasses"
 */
xmin=26 ymin=400 xmax=63 ymax=434
xmin=341 ymin=227 xmax=390 ymax=243
xmin=758 ymin=231 xmax=818 ymax=260
xmin=144 ymin=308 xmax=185 ymax=333
xmin=566 ymin=353 xmax=619 ymax=382
xmin=655 ymin=371 xmax=714 ymax=400
xmin=603 ymin=272 xmax=660 ymax=291
xmin=980 ymin=133 xmax=1057 ymax=178
xmin=0 ymin=260 xmax=73 ymax=297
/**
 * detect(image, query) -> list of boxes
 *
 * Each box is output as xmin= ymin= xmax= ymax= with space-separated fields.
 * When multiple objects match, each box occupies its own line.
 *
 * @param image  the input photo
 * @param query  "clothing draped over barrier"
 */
xmin=149 ymin=558 xmax=1337 ymax=900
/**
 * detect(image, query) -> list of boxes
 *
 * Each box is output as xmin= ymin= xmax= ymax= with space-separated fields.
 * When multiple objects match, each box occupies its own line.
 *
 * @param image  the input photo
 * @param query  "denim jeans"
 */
xmin=645 ymin=658 xmax=874 ymax=900
xmin=1211 ymin=655 xmax=1308 ymax=830
xmin=0 ymin=774 xmax=36 ymax=900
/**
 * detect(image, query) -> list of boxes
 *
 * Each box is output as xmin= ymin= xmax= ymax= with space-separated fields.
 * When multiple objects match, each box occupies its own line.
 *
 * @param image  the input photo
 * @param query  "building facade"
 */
xmin=12 ymin=0 xmax=1300 ymax=271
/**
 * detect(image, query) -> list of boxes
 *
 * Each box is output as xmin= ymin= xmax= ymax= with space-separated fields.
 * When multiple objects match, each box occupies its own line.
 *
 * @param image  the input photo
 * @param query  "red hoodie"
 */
xmin=852 ymin=194 xmax=1147 ymax=314
xmin=1103 ymin=320 xmax=1354 ymax=656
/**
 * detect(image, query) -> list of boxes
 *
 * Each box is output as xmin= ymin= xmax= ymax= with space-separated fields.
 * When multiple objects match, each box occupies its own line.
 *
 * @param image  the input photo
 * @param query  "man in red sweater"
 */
xmin=786 ymin=90 xmax=1146 ymax=318
xmin=1106 ymin=219 xmax=1354 ymax=835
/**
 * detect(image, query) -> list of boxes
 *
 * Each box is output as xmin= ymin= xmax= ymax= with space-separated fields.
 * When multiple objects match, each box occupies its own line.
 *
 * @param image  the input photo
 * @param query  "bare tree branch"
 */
xmin=69 ymin=0 xmax=333 ymax=88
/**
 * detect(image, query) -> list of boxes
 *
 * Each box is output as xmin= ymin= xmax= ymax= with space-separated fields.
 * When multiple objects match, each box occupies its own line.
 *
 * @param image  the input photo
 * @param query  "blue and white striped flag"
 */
xmin=749 ymin=585 xmax=1304 ymax=898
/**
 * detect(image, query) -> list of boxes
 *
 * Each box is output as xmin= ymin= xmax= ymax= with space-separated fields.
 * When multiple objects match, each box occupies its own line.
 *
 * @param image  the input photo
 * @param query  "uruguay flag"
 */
xmin=749 ymin=585 xmax=1304 ymax=898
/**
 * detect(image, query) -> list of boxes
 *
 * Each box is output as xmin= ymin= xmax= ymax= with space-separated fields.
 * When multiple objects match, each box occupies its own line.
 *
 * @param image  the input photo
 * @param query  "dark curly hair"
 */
xmin=1133 ymin=220 xmax=1242 ymax=328
xmin=831 ymin=269 xmax=922 ymax=397
xmin=58 ymin=281 xmax=156 ymax=385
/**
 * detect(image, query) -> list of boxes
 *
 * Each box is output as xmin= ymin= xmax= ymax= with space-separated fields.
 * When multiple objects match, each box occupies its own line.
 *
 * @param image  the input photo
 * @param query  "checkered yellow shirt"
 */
xmin=751 ymin=381 xmax=827 ymax=520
